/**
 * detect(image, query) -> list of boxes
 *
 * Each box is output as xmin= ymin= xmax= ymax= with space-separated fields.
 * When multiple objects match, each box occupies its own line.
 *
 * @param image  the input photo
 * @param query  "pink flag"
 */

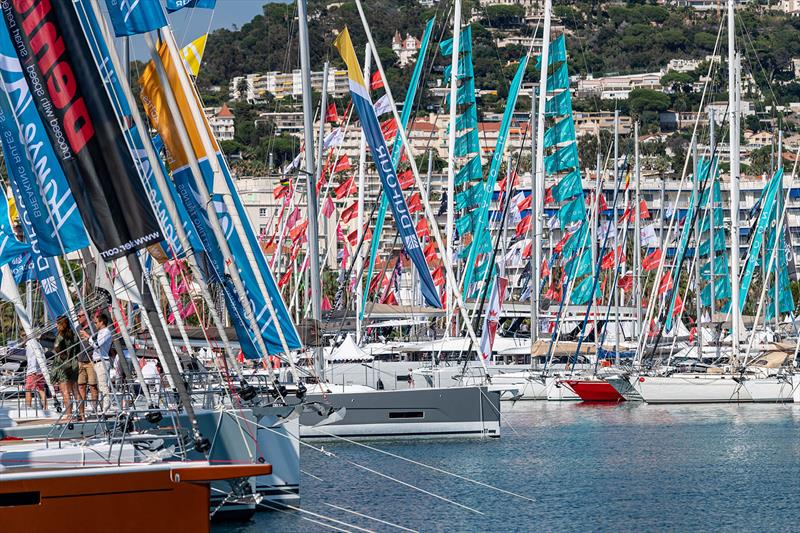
xmin=286 ymin=206 xmax=301 ymax=228
xmin=322 ymin=196 xmax=335 ymax=218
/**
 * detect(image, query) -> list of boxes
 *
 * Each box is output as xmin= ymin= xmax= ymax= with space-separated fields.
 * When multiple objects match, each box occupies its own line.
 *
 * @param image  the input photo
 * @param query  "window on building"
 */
xmin=259 ymin=208 xmax=268 ymax=217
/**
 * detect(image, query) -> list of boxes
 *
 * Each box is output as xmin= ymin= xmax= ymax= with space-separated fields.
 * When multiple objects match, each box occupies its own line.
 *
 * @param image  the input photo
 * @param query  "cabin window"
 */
xmin=0 ymin=492 xmax=40 ymax=507
xmin=388 ymin=411 xmax=424 ymax=419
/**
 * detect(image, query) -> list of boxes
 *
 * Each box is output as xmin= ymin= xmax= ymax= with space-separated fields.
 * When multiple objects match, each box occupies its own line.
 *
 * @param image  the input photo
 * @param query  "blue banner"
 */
xmin=0 ymin=25 xmax=89 ymax=257
xmin=167 ymin=0 xmax=217 ymax=12
xmin=10 ymin=252 xmax=34 ymax=283
xmin=336 ymin=28 xmax=441 ymax=309
xmin=104 ymin=0 xmax=167 ymax=37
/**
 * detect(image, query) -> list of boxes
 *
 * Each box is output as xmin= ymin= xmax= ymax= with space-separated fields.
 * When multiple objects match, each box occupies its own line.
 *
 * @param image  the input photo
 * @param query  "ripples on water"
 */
xmin=216 ymin=402 xmax=800 ymax=532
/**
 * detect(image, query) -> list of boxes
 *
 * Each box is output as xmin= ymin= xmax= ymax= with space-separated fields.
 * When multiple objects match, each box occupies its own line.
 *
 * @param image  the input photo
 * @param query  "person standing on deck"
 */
xmin=23 ymin=334 xmax=47 ymax=410
xmin=80 ymin=312 xmax=113 ymax=413
xmin=51 ymin=316 xmax=79 ymax=418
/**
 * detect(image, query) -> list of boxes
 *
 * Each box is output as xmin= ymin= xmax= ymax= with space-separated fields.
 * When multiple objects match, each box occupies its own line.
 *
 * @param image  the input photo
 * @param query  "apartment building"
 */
xmin=204 ymin=104 xmax=235 ymax=141
xmin=230 ymin=69 xmax=349 ymax=102
xmin=576 ymin=72 xmax=663 ymax=99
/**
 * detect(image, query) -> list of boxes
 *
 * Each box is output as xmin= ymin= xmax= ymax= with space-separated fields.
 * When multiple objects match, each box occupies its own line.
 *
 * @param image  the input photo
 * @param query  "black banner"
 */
xmin=1 ymin=0 xmax=162 ymax=260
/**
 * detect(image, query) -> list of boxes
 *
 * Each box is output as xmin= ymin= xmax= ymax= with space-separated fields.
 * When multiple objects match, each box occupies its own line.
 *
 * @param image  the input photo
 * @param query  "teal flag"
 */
xmin=552 ymin=169 xmax=583 ymax=202
xmin=558 ymin=196 xmax=586 ymax=228
xmin=700 ymin=259 xmax=729 ymax=280
xmin=545 ymin=90 xmax=572 ymax=117
xmin=456 ymin=213 xmax=475 ymax=235
xmin=571 ymin=276 xmax=596 ymax=305
xmin=700 ymin=278 xmax=732 ymax=306
xmin=447 ymin=77 xmax=477 ymax=106
xmin=455 ymin=106 xmax=478 ymax=131
xmin=454 ymin=131 xmax=481 ymax=157
xmin=461 ymin=56 xmax=529 ymax=294
xmin=455 ymin=156 xmax=482 ymax=186
xmin=362 ymin=18 xmax=436 ymax=319
xmin=562 ymin=225 xmax=586 ymax=258
xmin=566 ymin=250 xmax=592 ymax=279
xmin=739 ymin=169 xmax=783 ymax=311
xmin=536 ymin=34 xmax=567 ymax=70
xmin=444 ymin=56 xmax=474 ymax=80
xmin=546 ymin=63 xmax=570 ymax=92
xmin=699 ymin=231 xmax=727 ymax=256
xmin=543 ymin=116 xmax=576 ymax=148
xmin=544 ymin=142 xmax=579 ymax=174
xmin=440 ymin=26 xmax=472 ymax=56
xmin=456 ymin=183 xmax=484 ymax=210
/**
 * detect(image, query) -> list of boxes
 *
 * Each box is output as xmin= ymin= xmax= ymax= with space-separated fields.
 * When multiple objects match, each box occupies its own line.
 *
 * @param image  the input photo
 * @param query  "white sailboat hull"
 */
xmin=545 ymin=376 xmax=580 ymax=401
xmin=634 ymin=374 xmax=753 ymax=403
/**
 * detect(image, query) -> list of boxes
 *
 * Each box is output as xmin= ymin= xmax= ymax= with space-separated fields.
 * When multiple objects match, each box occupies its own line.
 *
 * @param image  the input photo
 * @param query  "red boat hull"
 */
xmin=562 ymin=379 xmax=626 ymax=402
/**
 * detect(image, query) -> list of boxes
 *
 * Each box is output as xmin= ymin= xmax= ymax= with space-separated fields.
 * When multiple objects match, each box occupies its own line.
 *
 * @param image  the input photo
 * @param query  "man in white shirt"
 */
xmin=80 ymin=312 xmax=113 ymax=412
xmin=24 ymin=336 xmax=47 ymax=410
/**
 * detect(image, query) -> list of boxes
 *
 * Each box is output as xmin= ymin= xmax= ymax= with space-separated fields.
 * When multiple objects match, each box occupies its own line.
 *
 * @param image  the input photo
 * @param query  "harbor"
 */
xmin=0 ymin=0 xmax=800 ymax=531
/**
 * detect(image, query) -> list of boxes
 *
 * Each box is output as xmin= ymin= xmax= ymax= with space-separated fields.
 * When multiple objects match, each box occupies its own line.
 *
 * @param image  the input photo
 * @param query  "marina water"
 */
xmin=216 ymin=402 xmax=800 ymax=532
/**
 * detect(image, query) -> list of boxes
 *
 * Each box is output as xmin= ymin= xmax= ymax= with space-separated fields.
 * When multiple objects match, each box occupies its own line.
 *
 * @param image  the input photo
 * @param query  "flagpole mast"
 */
xmin=316 ymin=61 xmax=330 ymax=283
xmin=534 ymin=0 xmax=552 ymax=349
xmin=298 ymin=0 xmax=324 ymax=376
xmin=709 ymin=108 xmax=716 ymax=327
xmin=728 ymin=0 xmax=742 ymax=360
xmin=692 ymin=137 xmax=702 ymax=358
xmin=634 ymin=121 xmax=642 ymax=337
xmin=446 ymin=0 xmax=462 ymax=337
xmin=776 ymin=128 xmax=783 ymax=331
xmin=356 ymin=47 xmax=371 ymax=344
xmin=613 ymin=109 xmax=620 ymax=364
xmin=594 ymin=151 xmax=601 ymax=353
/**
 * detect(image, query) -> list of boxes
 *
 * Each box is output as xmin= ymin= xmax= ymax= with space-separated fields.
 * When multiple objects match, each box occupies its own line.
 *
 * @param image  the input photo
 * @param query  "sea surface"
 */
xmin=215 ymin=401 xmax=800 ymax=532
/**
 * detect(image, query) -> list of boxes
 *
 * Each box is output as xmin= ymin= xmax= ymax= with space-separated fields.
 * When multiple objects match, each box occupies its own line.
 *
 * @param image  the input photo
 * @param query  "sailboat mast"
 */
xmin=776 ymin=129 xmax=783 ymax=331
xmin=446 ymin=0 xmax=462 ymax=336
xmin=692 ymin=138 xmax=702 ymax=357
xmin=298 ymin=0 xmax=324 ymax=376
xmin=613 ymin=109 xmax=620 ymax=363
xmin=529 ymin=87 xmax=537 ymax=343
xmin=728 ymin=0 xmax=741 ymax=359
xmin=356 ymin=46 xmax=371 ymax=344
xmin=634 ymin=121 xmax=642 ymax=337
xmin=709 ymin=108 xmax=716 ymax=324
xmin=533 ymin=0 xmax=552 ymax=347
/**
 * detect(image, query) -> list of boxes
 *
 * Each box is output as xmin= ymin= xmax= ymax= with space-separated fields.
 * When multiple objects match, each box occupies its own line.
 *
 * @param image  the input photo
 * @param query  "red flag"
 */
xmin=432 ymin=266 xmax=445 ymax=287
xmin=325 ymin=103 xmax=339 ymax=123
xmin=523 ymin=240 xmax=533 ymax=259
xmin=544 ymin=186 xmax=555 ymax=205
xmin=316 ymin=172 xmax=327 ymax=195
xmin=416 ymin=218 xmax=429 ymax=240
xmin=672 ymin=292 xmax=684 ymax=317
xmin=689 ymin=326 xmax=697 ymax=343
xmin=601 ymin=246 xmax=626 ymax=269
xmin=341 ymin=202 xmax=358 ymax=223
xmin=381 ymin=117 xmax=398 ymax=140
xmin=278 ymin=269 xmax=292 ymax=288
xmin=398 ymin=169 xmax=415 ymax=190
xmin=424 ymin=241 xmax=438 ymax=262
xmin=618 ymin=207 xmax=634 ymax=224
xmin=335 ymin=176 xmax=357 ymax=199
xmin=618 ymin=272 xmax=633 ymax=292
xmin=370 ymin=70 xmax=384 ymax=90
xmin=382 ymin=291 xmax=398 ymax=305
xmin=333 ymin=155 xmax=352 ymax=173
xmin=273 ymin=184 xmax=288 ymax=199
xmin=407 ymin=192 xmax=422 ymax=214
xmin=516 ymin=214 xmax=531 ymax=236
xmin=347 ymin=229 xmax=359 ymax=247
xmin=640 ymin=200 xmax=651 ymax=219
xmin=540 ymin=258 xmax=550 ymax=277
xmin=598 ymin=193 xmax=608 ymax=211
xmin=288 ymin=219 xmax=308 ymax=242
xmin=336 ymin=223 xmax=345 ymax=242
xmin=554 ymin=231 xmax=571 ymax=254
xmin=642 ymin=249 xmax=662 ymax=271
xmin=322 ymin=196 xmax=335 ymax=218
xmin=657 ymin=270 xmax=673 ymax=295
xmin=322 ymin=295 xmax=332 ymax=311
xmin=340 ymin=243 xmax=350 ymax=269
xmin=517 ymin=194 xmax=532 ymax=211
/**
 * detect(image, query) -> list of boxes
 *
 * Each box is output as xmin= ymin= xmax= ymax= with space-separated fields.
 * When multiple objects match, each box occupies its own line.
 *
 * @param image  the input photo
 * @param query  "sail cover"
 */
xmin=1 ymin=1 xmax=162 ymax=260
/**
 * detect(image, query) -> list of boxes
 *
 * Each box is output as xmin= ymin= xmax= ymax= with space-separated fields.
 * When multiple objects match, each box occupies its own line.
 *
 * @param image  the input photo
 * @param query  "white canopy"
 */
xmin=325 ymin=334 xmax=374 ymax=362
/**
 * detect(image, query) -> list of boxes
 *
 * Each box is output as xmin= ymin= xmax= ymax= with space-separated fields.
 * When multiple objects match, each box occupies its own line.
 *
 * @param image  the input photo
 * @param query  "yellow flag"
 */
xmin=7 ymin=193 xmax=17 ymax=222
xmin=181 ymin=34 xmax=207 ymax=77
